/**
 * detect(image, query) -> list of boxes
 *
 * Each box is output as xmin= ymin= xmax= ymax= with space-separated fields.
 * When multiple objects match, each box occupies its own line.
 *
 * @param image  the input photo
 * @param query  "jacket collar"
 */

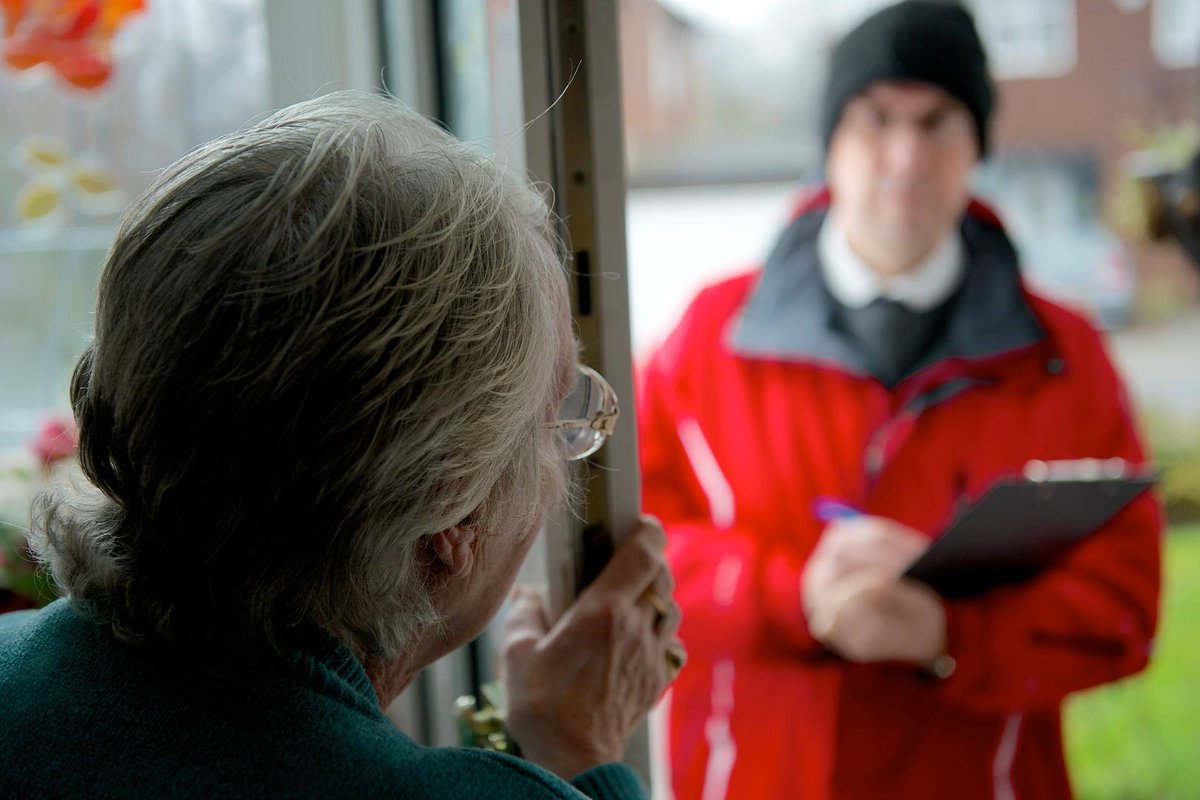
xmin=728 ymin=197 xmax=1046 ymax=381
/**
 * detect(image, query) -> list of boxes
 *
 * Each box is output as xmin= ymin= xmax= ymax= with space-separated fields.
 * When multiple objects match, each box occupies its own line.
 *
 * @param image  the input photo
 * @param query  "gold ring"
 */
xmin=665 ymin=643 xmax=686 ymax=677
xmin=640 ymin=587 xmax=671 ymax=622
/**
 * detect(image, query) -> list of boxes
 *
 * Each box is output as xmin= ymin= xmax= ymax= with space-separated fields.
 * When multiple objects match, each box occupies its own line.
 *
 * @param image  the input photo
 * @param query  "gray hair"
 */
xmin=30 ymin=91 xmax=570 ymax=659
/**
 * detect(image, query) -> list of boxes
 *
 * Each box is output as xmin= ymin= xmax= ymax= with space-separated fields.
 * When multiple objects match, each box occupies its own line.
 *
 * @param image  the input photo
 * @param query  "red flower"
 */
xmin=0 ymin=0 xmax=144 ymax=90
xmin=31 ymin=417 xmax=78 ymax=469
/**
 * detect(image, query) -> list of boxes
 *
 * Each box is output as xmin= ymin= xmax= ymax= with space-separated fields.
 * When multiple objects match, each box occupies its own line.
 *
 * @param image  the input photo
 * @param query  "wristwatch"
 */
xmin=925 ymin=653 xmax=957 ymax=680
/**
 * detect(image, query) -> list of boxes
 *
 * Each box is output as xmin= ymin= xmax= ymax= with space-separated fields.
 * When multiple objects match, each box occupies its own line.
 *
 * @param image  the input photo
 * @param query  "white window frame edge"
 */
xmin=517 ymin=0 xmax=654 ymax=787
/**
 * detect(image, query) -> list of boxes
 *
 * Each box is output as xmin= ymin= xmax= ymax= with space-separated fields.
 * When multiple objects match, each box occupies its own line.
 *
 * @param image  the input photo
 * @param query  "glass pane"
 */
xmin=0 ymin=0 xmax=268 ymax=449
xmin=437 ymin=0 xmax=523 ymax=151
xmin=624 ymin=2 xmax=1200 ymax=797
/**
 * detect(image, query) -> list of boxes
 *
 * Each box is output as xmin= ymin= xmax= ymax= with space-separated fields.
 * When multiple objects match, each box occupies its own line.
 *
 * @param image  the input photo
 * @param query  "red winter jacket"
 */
xmin=638 ymin=195 xmax=1162 ymax=799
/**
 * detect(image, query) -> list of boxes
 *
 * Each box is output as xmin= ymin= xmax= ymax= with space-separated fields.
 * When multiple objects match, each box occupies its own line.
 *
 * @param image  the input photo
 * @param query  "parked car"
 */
xmin=1018 ymin=225 xmax=1135 ymax=330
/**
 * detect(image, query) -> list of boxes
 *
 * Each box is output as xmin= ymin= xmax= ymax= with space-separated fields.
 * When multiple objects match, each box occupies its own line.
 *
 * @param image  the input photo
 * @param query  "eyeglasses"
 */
xmin=546 ymin=364 xmax=619 ymax=461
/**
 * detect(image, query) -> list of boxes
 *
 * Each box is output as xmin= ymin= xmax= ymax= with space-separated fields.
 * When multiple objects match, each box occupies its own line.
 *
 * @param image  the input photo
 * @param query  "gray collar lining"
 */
xmin=728 ymin=209 xmax=1046 ymax=381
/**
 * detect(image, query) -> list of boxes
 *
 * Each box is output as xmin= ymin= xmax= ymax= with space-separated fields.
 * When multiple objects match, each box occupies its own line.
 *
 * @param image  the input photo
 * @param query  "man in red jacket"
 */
xmin=638 ymin=2 xmax=1163 ymax=798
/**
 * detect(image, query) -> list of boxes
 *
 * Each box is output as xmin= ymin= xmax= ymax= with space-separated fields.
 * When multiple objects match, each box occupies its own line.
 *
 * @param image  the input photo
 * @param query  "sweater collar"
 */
xmin=37 ymin=599 xmax=384 ymax=720
xmin=270 ymin=622 xmax=383 ymax=718
xmin=728 ymin=205 xmax=1045 ymax=380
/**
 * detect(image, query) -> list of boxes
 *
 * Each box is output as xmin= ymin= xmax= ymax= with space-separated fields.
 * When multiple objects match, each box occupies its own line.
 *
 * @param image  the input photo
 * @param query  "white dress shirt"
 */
xmin=817 ymin=211 xmax=965 ymax=312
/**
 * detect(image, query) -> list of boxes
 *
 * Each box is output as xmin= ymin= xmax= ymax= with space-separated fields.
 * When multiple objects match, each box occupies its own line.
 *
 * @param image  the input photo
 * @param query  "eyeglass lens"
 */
xmin=557 ymin=369 xmax=606 ymax=458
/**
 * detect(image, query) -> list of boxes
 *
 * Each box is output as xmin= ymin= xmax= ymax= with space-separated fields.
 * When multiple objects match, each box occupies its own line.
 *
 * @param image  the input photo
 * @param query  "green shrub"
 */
xmin=1142 ymin=412 xmax=1200 ymax=524
xmin=1066 ymin=526 xmax=1200 ymax=799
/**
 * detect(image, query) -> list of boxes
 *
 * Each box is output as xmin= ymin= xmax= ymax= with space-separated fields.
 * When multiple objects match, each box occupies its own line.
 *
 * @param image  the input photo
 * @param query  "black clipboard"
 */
xmin=903 ymin=459 xmax=1157 ymax=598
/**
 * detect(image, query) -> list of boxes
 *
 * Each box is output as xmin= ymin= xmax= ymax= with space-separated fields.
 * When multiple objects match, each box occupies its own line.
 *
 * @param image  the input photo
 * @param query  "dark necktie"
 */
xmin=837 ymin=297 xmax=947 ymax=386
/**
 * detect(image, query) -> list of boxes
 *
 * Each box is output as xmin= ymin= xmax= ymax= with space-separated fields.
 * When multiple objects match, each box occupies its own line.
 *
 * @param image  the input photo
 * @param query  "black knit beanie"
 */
xmin=821 ymin=1 xmax=994 ymax=156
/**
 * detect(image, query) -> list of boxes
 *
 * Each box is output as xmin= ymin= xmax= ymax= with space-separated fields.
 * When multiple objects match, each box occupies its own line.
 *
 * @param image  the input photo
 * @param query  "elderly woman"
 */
xmin=0 ymin=92 xmax=681 ymax=799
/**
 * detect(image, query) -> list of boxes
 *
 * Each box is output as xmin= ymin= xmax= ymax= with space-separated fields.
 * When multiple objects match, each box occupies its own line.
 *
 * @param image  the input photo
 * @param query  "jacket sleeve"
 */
xmin=637 ymin=298 xmax=826 ymax=659
xmin=935 ymin=332 xmax=1163 ymax=715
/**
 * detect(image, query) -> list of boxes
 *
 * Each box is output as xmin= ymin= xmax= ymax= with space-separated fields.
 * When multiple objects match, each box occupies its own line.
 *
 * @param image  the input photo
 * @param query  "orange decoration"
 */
xmin=0 ymin=0 xmax=145 ymax=90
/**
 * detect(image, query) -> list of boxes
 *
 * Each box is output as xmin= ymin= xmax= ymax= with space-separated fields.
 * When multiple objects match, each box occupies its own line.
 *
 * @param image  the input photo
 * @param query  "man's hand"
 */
xmin=803 ymin=515 xmax=945 ymax=665
xmin=501 ymin=516 xmax=684 ymax=780
xmin=808 ymin=572 xmax=946 ymax=663
xmin=802 ymin=515 xmax=927 ymax=618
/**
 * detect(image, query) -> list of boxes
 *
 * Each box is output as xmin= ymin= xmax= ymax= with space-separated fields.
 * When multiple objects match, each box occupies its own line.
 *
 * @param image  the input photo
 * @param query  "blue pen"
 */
xmin=813 ymin=497 xmax=863 ymax=522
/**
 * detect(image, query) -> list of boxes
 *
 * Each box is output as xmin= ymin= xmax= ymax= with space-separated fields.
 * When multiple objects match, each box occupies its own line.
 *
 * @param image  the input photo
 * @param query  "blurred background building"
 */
xmin=620 ymin=0 xmax=1200 ymax=354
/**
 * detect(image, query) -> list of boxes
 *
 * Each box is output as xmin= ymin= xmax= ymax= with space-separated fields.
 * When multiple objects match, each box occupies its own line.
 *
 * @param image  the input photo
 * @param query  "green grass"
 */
xmin=1065 ymin=526 xmax=1200 ymax=800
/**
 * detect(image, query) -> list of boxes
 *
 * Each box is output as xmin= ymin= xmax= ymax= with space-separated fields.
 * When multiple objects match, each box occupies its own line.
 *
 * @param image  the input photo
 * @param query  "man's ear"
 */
xmin=428 ymin=525 xmax=477 ymax=579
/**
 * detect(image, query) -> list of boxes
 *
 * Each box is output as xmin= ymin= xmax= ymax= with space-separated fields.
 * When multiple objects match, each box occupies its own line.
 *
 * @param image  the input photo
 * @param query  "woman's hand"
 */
xmin=501 ymin=516 xmax=683 ymax=780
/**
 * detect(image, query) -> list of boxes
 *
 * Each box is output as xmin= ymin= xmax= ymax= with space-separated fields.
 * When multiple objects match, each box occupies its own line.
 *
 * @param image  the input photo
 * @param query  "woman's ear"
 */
xmin=428 ymin=525 xmax=477 ymax=579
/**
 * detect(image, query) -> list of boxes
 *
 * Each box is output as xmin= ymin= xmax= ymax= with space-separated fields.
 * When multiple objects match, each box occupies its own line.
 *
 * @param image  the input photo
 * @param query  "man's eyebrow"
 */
xmin=916 ymin=103 xmax=956 ymax=126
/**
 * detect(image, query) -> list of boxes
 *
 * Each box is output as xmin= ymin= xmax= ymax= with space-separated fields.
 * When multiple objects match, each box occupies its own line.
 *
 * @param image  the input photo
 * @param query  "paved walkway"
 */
xmin=1110 ymin=310 xmax=1200 ymax=417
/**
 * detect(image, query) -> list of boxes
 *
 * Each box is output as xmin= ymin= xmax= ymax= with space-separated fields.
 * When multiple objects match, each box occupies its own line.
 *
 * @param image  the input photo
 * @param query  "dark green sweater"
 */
xmin=0 ymin=600 xmax=645 ymax=799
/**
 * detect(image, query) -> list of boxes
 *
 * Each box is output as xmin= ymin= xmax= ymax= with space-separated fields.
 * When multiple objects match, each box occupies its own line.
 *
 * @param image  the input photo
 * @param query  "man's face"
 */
xmin=826 ymin=81 xmax=979 ymax=275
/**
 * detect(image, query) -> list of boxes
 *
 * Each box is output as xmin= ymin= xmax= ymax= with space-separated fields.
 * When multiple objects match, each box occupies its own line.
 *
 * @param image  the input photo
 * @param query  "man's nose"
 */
xmin=883 ymin=124 xmax=933 ymax=175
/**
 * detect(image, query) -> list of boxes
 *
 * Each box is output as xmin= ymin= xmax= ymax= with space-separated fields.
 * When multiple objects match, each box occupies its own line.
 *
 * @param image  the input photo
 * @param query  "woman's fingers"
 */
xmin=583 ymin=524 xmax=665 ymax=601
xmin=582 ymin=517 xmax=681 ymax=645
xmin=501 ymin=516 xmax=684 ymax=778
xmin=638 ymin=579 xmax=682 ymax=639
xmin=501 ymin=585 xmax=549 ymax=661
